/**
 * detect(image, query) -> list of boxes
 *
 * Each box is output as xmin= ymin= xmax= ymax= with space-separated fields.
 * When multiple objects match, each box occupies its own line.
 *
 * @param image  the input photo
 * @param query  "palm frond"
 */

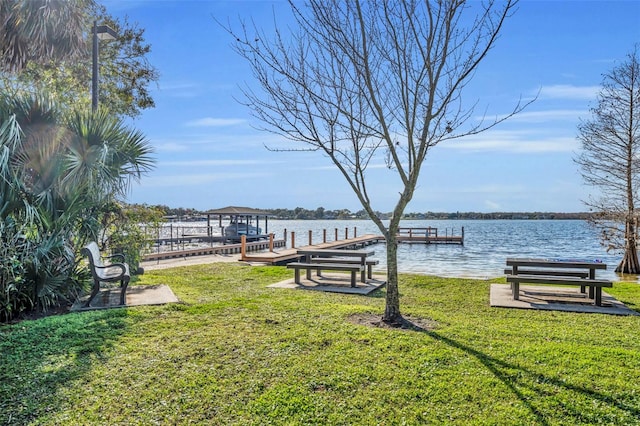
xmin=1 ymin=0 xmax=95 ymax=72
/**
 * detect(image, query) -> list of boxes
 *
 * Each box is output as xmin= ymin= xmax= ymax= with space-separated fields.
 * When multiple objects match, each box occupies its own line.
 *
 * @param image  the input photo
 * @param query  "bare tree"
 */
xmin=230 ymin=0 xmax=528 ymax=324
xmin=575 ymin=46 xmax=640 ymax=274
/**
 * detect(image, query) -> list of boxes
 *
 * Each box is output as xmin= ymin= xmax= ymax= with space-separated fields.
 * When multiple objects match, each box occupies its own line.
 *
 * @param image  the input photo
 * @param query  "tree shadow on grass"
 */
xmin=0 ymin=309 xmax=131 ymax=424
xmin=350 ymin=313 xmax=640 ymax=424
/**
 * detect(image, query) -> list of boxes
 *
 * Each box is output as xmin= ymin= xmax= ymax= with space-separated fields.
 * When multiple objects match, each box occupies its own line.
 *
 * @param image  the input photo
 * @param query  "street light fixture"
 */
xmin=91 ymin=21 xmax=118 ymax=111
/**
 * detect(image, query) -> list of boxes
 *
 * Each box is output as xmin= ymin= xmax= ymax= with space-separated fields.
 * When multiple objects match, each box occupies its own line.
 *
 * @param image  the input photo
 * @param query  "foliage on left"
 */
xmin=0 ymin=93 xmax=155 ymax=322
xmin=0 ymin=0 xmax=159 ymax=118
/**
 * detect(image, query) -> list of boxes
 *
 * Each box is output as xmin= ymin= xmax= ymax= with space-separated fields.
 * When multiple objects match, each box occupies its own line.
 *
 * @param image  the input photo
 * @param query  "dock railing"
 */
xmin=397 ymin=226 xmax=464 ymax=245
xmin=284 ymin=227 xmax=360 ymax=249
xmin=144 ymin=223 xmax=464 ymax=263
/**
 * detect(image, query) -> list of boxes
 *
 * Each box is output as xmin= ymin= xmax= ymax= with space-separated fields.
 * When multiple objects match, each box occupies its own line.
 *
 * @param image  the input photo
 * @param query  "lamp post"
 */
xmin=91 ymin=21 xmax=118 ymax=111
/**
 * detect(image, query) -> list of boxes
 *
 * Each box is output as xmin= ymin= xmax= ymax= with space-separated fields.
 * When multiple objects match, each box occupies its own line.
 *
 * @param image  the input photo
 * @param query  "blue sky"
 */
xmin=104 ymin=0 xmax=640 ymax=213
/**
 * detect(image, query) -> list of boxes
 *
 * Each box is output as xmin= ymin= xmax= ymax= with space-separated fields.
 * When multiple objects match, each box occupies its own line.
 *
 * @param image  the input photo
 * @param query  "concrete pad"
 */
xmin=490 ymin=283 xmax=638 ymax=316
xmin=71 ymin=284 xmax=179 ymax=312
xmin=269 ymin=272 xmax=387 ymax=295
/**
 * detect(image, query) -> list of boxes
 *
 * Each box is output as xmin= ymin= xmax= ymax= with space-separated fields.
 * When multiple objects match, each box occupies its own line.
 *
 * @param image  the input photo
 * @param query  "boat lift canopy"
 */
xmin=203 ymin=206 xmax=273 ymax=237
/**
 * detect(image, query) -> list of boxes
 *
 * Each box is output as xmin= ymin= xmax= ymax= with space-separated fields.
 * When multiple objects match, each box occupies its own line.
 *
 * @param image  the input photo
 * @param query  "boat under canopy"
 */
xmin=224 ymin=220 xmax=261 ymax=238
xmin=204 ymin=206 xmax=272 ymax=242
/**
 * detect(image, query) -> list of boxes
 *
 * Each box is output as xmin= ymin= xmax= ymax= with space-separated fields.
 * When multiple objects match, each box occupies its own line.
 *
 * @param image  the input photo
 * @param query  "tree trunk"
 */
xmin=616 ymin=218 xmax=640 ymax=273
xmin=383 ymin=228 xmax=402 ymax=324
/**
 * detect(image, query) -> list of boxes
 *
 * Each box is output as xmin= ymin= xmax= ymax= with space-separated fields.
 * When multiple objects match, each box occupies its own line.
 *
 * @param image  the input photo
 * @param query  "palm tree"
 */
xmin=0 ymin=0 xmax=93 ymax=72
xmin=64 ymin=109 xmax=155 ymax=205
xmin=0 ymin=93 xmax=154 ymax=319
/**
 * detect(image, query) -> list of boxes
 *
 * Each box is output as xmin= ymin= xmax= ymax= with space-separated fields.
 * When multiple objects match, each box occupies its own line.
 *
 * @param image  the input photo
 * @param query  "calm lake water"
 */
xmin=164 ymin=219 xmax=635 ymax=281
xmin=262 ymin=219 xmax=631 ymax=281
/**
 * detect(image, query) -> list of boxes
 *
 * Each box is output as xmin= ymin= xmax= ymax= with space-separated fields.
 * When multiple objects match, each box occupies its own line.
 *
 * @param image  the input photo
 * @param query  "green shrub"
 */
xmin=0 ymin=220 xmax=30 ymax=321
xmin=100 ymin=202 xmax=164 ymax=272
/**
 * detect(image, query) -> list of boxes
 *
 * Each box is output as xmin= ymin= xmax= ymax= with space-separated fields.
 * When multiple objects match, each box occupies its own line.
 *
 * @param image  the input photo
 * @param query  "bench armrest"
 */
xmin=94 ymin=262 xmax=129 ymax=278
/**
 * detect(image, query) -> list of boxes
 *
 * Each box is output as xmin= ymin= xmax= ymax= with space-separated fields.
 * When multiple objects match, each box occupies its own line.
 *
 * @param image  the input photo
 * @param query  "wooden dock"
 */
xmin=396 ymin=227 xmax=464 ymax=245
xmin=242 ymin=234 xmax=383 ymax=264
xmin=143 ymin=238 xmax=286 ymax=262
xmin=142 ymin=226 xmax=463 ymax=264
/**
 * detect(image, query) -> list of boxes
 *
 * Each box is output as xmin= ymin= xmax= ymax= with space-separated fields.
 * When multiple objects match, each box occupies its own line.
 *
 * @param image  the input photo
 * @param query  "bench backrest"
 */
xmin=81 ymin=241 xmax=105 ymax=269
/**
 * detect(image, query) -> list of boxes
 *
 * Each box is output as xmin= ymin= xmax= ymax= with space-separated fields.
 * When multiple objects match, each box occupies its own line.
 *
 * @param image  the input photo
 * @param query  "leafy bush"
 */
xmin=0 ymin=93 xmax=154 ymax=322
xmin=0 ymin=220 xmax=30 ymax=322
xmin=0 ymin=218 xmax=85 ymax=322
xmin=100 ymin=202 xmax=164 ymax=272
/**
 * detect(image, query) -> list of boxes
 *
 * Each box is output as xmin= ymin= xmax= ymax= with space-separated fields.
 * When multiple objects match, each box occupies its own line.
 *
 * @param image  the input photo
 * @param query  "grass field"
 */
xmin=2 ymin=262 xmax=640 ymax=425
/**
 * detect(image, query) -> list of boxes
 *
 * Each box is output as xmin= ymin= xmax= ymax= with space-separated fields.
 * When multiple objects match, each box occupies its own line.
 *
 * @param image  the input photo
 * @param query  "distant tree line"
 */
xmin=141 ymin=204 xmax=593 ymax=221
xmin=266 ymin=209 xmax=593 ymax=220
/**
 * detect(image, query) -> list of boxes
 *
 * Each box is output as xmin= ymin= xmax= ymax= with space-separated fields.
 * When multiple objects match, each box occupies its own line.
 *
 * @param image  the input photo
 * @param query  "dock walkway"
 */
xmin=143 ymin=226 xmax=463 ymax=265
xmin=242 ymin=234 xmax=383 ymax=264
xmin=397 ymin=227 xmax=464 ymax=245
xmin=143 ymin=238 xmax=286 ymax=262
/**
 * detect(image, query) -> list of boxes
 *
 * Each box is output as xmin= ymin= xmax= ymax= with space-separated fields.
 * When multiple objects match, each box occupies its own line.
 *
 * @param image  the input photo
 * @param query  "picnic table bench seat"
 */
xmin=81 ymin=242 xmax=130 ymax=307
xmin=287 ymin=262 xmax=364 ymax=287
xmin=505 ymin=274 xmax=612 ymax=306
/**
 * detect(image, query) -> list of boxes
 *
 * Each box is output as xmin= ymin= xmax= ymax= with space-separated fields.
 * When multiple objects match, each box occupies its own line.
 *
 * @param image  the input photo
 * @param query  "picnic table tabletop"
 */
xmin=296 ymin=248 xmax=375 ymax=257
xmin=506 ymin=257 xmax=607 ymax=269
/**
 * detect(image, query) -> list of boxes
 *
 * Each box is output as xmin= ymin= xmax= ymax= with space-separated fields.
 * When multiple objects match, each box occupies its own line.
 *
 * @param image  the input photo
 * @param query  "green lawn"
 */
xmin=2 ymin=263 xmax=640 ymax=425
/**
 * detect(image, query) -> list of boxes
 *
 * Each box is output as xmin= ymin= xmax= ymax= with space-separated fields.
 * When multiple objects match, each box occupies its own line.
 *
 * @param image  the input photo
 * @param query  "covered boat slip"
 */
xmin=204 ymin=206 xmax=272 ymax=243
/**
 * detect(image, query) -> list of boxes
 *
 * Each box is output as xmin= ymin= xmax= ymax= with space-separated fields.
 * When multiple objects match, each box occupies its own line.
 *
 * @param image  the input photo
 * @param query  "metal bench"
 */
xmin=286 ymin=262 xmax=364 ymax=287
xmin=81 ymin=242 xmax=130 ymax=307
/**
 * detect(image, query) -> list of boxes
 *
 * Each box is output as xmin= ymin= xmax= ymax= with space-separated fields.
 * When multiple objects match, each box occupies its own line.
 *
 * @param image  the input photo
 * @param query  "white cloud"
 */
xmin=155 ymin=142 xmax=189 ymax=153
xmin=303 ymin=161 xmax=392 ymax=171
xmin=443 ymin=130 xmax=579 ymax=154
xmin=540 ymin=84 xmax=599 ymax=101
xmin=484 ymin=200 xmax=501 ymax=210
xmin=498 ymin=109 xmax=588 ymax=123
xmin=159 ymin=159 xmax=277 ymax=167
xmin=450 ymin=137 xmax=578 ymax=154
xmin=141 ymin=171 xmax=270 ymax=187
xmin=148 ymin=132 xmax=289 ymax=154
xmin=185 ymin=118 xmax=247 ymax=127
xmin=438 ymin=183 xmax=527 ymax=194
xmin=152 ymin=81 xmax=205 ymax=99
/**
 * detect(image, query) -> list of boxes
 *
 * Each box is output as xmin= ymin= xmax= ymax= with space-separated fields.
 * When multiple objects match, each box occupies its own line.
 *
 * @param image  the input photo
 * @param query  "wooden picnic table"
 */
xmin=296 ymin=248 xmax=375 ymax=283
xmin=506 ymin=257 xmax=607 ymax=277
xmin=505 ymin=257 xmax=611 ymax=306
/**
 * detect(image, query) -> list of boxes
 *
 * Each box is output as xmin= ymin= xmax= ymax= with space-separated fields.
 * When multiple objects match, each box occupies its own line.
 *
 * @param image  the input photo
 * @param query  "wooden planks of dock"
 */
xmin=242 ymin=234 xmax=383 ymax=264
xmin=143 ymin=238 xmax=286 ymax=262
xmin=143 ymin=226 xmax=463 ymax=265
xmin=396 ymin=227 xmax=464 ymax=245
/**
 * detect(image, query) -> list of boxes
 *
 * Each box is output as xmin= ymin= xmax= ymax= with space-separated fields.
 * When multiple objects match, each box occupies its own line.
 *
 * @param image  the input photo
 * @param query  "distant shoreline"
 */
xmin=163 ymin=211 xmax=595 ymax=222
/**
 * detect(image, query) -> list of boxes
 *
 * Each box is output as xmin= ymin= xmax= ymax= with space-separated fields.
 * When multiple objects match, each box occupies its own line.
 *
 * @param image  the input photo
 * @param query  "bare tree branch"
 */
xmin=575 ymin=44 xmax=640 ymax=273
xmin=225 ymin=0 xmax=529 ymax=322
